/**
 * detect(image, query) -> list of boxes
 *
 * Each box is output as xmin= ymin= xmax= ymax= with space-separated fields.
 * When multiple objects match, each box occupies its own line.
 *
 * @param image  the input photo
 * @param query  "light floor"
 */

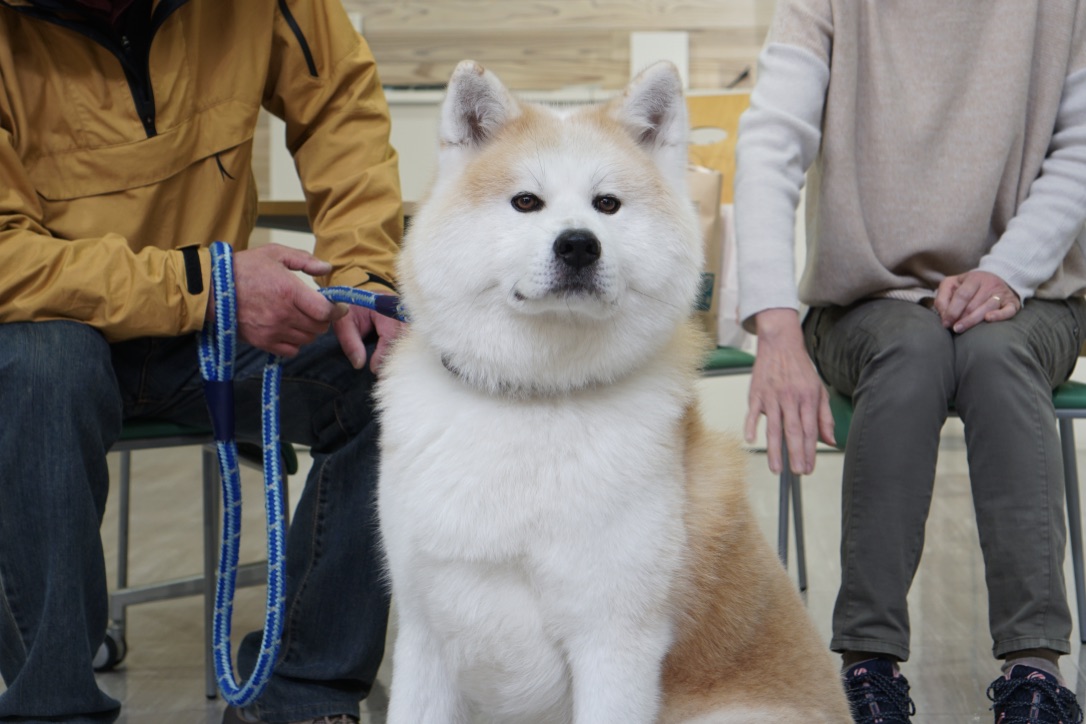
xmin=5 ymin=375 xmax=1086 ymax=723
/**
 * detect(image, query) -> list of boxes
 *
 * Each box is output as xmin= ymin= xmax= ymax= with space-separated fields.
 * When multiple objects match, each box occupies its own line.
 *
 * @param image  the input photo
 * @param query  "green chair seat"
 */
xmin=702 ymin=346 xmax=756 ymax=376
xmin=118 ymin=419 xmax=299 ymax=475
xmin=827 ymin=390 xmax=854 ymax=450
xmin=1055 ymin=380 xmax=1086 ymax=412
xmin=118 ymin=419 xmax=211 ymax=441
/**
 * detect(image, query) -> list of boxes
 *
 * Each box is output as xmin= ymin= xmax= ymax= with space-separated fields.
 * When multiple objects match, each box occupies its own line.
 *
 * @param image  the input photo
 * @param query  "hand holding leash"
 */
xmin=207 ymin=244 xmax=347 ymax=358
xmin=333 ymin=303 xmax=405 ymax=372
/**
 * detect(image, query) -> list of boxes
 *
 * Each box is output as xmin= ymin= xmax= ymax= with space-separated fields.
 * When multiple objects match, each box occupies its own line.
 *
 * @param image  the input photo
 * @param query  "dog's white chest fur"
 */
xmin=380 ymin=337 xmax=689 ymax=557
xmin=378 ymin=336 xmax=690 ymax=720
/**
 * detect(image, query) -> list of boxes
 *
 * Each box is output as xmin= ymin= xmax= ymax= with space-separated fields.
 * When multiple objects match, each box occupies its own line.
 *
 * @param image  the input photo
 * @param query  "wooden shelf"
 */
xmin=256 ymin=200 xmax=417 ymax=233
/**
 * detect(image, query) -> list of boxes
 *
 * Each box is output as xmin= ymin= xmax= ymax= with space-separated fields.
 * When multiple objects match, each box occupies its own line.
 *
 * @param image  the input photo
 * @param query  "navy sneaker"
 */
xmin=988 ymin=664 xmax=1083 ymax=723
xmin=221 ymin=707 xmax=359 ymax=724
xmin=844 ymin=658 xmax=916 ymax=723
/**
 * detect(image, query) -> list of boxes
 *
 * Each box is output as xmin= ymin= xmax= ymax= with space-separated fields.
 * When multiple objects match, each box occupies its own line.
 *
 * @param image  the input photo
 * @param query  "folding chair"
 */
xmin=100 ymin=420 xmax=298 ymax=698
xmin=701 ymin=346 xmax=808 ymax=591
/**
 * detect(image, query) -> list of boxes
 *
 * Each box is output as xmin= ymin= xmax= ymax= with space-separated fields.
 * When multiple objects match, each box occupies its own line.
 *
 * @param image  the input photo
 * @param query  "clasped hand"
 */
xmin=207 ymin=244 xmax=404 ymax=373
xmin=932 ymin=269 xmax=1021 ymax=333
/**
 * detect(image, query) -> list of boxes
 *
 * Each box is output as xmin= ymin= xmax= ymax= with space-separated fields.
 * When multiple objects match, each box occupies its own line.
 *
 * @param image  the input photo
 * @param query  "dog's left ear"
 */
xmin=612 ymin=62 xmax=688 ymax=174
xmin=440 ymin=60 xmax=521 ymax=150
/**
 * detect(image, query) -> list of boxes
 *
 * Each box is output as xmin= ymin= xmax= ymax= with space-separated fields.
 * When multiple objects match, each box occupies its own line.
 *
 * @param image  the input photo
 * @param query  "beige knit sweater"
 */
xmin=735 ymin=0 xmax=1086 ymax=328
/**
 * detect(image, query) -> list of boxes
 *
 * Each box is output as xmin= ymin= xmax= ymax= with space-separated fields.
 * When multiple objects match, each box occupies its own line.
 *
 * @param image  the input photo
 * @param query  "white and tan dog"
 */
xmin=375 ymin=60 xmax=850 ymax=723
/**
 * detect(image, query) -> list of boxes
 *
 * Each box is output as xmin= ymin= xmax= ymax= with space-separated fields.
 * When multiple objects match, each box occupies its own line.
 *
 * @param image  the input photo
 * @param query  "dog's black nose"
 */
xmin=553 ymin=229 xmax=601 ymax=269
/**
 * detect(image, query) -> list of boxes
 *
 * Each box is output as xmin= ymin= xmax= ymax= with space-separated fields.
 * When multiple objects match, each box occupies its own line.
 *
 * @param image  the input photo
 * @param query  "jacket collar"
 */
xmin=1 ymin=0 xmax=189 ymax=41
xmin=64 ymin=0 xmax=137 ymax=25
xmin=1 ymin=0 xmax=183 ymax=21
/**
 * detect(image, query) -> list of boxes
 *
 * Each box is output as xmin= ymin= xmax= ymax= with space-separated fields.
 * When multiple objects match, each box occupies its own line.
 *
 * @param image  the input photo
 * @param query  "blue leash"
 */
xmin=198 ymin=241 xmax=404 ymax=706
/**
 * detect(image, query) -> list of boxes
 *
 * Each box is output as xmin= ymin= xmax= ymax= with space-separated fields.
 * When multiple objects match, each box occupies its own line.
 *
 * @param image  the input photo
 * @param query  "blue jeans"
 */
xmin=0 ymin=320 xmax=389 ymax=723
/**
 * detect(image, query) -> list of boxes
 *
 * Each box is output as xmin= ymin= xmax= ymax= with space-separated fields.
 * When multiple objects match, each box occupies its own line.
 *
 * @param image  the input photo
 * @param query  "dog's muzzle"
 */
xmin=553 ymin=229 xmax=600 ymax=270
xmin=549 ymin=228 xmax=603 ymax=296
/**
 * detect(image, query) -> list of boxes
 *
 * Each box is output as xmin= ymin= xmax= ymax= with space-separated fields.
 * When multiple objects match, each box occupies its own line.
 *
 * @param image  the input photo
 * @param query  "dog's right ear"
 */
xmin=440 ymin=60 xmax=520 ymax=150
xmin=611 ymin=61 xmax=688 ymax=185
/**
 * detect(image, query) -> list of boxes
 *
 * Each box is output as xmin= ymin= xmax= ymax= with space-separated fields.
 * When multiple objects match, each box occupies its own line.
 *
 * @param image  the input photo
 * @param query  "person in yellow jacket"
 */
xmin=0 ymin=1 xmax=403 ymax=722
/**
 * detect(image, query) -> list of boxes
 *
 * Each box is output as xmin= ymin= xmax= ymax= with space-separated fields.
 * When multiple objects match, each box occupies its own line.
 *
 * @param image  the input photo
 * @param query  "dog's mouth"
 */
xmin=513 ymin=277 xmax=601 ymax=302
xmin=512 ymin=274 xmax=611 ymax=308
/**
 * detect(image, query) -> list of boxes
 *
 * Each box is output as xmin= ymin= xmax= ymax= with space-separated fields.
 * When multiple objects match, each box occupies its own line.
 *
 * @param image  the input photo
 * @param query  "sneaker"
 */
xmin=988 ymin=664 xmax=1084 ymax=723
xmin=221 ymin=706 xmax=360 ymax=724
xmin=843 ymin=658 xmax=916 ymax=723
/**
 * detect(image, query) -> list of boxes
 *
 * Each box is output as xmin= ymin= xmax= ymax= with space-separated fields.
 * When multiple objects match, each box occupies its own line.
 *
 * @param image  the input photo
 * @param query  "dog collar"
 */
xmin=439 ymin=351 xmax=610 ymax=399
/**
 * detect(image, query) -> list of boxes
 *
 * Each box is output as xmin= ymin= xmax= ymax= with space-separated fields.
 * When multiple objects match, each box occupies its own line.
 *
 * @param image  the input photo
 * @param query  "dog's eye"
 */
xmin=511 ymin=193 xmax=543 ymax=213
xmin=593 ymin=195 xmax=621 ymax=215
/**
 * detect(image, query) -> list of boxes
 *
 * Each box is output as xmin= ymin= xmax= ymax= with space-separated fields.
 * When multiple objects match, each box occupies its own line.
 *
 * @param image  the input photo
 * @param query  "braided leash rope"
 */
xmin=198 ymin=241 xmax=405 ymax=706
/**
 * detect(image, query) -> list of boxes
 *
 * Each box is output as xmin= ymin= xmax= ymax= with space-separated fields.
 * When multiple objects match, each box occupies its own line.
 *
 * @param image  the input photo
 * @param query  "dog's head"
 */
xmin=398 ymin=61 xmax=703 ymax=396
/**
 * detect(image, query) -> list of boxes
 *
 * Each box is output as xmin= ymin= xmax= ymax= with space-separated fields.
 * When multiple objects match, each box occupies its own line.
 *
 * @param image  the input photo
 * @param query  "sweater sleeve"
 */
xmin=978 ymin=66 xmax=1086 ymax=300
xmin=734 ymin=40 xmax=830 ymax=330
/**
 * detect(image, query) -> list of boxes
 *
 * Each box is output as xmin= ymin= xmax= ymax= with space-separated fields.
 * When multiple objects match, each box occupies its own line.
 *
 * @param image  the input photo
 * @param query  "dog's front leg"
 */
xmin=386 ymin=612 xmax=466 ymax=724
xmin=565 ymin=617 xmax=671 ymax=724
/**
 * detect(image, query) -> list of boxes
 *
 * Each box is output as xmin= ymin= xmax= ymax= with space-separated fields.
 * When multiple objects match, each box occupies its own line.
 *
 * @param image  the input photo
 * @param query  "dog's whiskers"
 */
xmin=472 ymin=283 xmax=500 ymax=307
xmin=628 ymin=285 xmax=683 ymax=311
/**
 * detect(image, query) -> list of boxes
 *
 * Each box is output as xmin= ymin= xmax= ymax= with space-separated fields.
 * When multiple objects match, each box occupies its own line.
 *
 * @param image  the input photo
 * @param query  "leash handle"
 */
xmin=320 ymin=285 xmax=408 ymax=322
xmin=199 ymin=241 xmax=286 ymax=707
xmin=198 ymin=242 xmax=404 ymax=706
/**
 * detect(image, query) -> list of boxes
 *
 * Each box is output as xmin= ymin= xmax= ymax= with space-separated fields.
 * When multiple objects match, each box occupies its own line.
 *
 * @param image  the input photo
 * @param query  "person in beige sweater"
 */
xmin=736 ymin=1 xmax=1086 ymax=722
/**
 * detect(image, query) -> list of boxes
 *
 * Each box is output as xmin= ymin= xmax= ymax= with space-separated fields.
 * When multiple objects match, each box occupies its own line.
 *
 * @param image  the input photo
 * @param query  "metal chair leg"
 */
xmin=117 ymin=451 xmax=132 ymax=625
xmin=105 ymin=433 xmax=289 ymax=693
xmin=203 ymin=446 xmax=220 ymax=699
xmin=95 ymin=451 xmax=133 ymax=671
xmin=1060 ymin=418 xmax=1086 ymax=644
xmin=791 ymin=470 xmax=808 ymax=592
xmin=776 ymin=446 xmax=809 ymax=592
xmin=778 ymin=449 xmax=791 ymax=568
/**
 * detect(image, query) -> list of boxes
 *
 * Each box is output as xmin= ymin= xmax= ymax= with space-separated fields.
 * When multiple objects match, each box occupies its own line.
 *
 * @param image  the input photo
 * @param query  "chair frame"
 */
xmin=108 ymin=432 xmax=278 ymax=699
xmin=1059 ymin=411 xmax=1086 ymax=642
xmin=701 ymin=358 xmax=807 ymax=592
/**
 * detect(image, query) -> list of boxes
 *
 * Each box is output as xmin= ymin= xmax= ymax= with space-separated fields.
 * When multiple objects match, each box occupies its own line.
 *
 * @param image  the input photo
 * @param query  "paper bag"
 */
xmin=716 ymin=204 xmax=747 ymax=348
xmin=687 ymin=164 xmax=724 ymax=343
xmin=685 ymin=92 xmax=752 ymax=349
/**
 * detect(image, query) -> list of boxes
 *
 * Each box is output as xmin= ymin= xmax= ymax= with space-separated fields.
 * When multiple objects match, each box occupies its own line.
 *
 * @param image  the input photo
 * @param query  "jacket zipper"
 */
xmin=277 ymin=0 xmax=318 ymax=78
xmin=119 ymin=32 xmax=157 ymax=137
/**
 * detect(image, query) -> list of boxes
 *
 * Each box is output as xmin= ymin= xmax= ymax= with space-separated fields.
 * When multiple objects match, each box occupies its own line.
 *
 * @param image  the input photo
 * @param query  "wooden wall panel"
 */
xmin=367 ymin=30 xmax=628 ymax=90
xmin=349 ymin=0 xmax=774 ymax=91
xmin=356 ymin=0 xmax=765 ymax=32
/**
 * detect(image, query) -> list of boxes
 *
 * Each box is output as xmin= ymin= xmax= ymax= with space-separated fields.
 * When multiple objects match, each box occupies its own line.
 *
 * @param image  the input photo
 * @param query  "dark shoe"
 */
xmin=988 ymin=664 xmax=1084 ymax=723
xmin=221 ymin=707 xmax=262 ymax=724
xmin=221 ymin=706 xmax=360 ymax=724
xmin=844 ymin=658 xmax=916 ymax=723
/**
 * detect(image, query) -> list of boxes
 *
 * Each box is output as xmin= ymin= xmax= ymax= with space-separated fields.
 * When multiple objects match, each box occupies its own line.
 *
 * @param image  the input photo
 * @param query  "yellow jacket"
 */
xmin=0 ymin=0 xmax=402 ymax=340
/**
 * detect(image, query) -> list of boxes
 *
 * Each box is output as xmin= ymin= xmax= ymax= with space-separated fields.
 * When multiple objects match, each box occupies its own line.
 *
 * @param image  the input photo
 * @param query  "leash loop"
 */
xmin=198 ymin=241 xmax=403 ymax=706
